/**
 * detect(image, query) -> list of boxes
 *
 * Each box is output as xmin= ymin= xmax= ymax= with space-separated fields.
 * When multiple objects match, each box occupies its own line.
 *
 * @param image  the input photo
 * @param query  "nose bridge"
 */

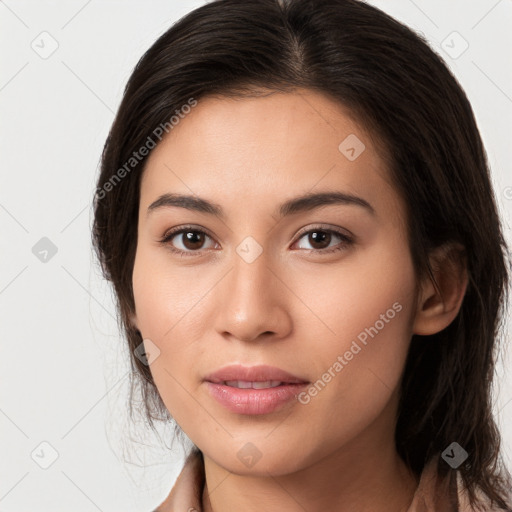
xmin=214 ymin=238 xmax=291 ymax=341
xmin=233 ymin=245 xmax=270 ymax=301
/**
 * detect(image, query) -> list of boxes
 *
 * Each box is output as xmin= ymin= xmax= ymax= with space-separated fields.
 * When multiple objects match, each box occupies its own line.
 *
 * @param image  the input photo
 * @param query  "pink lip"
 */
xmin=204 ymin=364 xmax=308 ymax=384
xmin=203 ymin=364 xmax=309 ymax=415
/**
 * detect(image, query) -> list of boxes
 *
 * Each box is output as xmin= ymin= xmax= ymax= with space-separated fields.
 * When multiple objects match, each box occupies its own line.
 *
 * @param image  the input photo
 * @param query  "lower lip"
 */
xmin=205 ymin=382 xmax=309 ymax=415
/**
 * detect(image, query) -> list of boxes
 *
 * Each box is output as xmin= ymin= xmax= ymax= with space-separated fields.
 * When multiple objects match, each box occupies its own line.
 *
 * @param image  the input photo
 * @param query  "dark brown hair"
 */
xmin=92 ymin=0 xmax=512 ymax=508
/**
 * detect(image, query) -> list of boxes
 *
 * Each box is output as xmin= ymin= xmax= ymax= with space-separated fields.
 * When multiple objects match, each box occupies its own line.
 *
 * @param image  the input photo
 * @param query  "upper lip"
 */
xmin=204 ymin=364 xmax=309 ymax=384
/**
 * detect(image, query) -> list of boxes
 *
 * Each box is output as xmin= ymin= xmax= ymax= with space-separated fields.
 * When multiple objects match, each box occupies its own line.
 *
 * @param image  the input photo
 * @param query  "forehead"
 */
xmin=140 ymin=89 xmax=400 ymax=222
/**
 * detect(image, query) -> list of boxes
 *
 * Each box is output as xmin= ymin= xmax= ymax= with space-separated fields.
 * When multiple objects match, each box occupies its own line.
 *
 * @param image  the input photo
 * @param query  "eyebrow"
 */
xmin=147 ymin=191 xmax=376 ymax=219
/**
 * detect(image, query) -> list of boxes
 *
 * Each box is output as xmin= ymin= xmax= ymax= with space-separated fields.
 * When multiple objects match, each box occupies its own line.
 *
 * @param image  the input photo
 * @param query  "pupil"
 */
xmin=310 ymin=231 xmax=330 ymax=249
xmin=184 ymin=231 xmax=203 ymax=249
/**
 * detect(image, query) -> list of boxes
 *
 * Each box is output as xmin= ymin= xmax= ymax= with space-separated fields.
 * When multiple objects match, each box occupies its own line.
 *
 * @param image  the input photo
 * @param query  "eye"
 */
xmin=159 ymin=224 xmax=354 ymax=257
xmin=292 ymin=226 xmax=354 ymax=254
xmin=159 ymin=225 xmax=218 ymax=256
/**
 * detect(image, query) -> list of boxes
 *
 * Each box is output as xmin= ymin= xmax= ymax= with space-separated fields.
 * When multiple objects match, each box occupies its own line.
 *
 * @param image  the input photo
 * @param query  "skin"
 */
xmin=131 ymin=89 xmax=467 ymax=512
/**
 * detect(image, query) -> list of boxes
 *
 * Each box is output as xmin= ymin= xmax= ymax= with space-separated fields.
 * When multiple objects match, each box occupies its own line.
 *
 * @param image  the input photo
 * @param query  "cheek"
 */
xmin=131 ymin=246 xmax=214 ymax=419
xmin=289 ymin=230 xmax=416 ymax=350
xmin=295 ymin=245 xmax=417 ymax=436
xmin=132 ymin=245 xmax=209 ymax=340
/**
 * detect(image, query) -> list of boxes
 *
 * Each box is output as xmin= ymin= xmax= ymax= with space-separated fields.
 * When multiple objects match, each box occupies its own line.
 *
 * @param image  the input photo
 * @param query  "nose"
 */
xmin=213 ymin=246 xmax=293 ymax=343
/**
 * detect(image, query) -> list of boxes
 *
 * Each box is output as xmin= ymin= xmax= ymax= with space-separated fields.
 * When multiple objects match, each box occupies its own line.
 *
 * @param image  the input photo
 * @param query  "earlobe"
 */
xmin=412 ymin=243 xmax=468 ymax=336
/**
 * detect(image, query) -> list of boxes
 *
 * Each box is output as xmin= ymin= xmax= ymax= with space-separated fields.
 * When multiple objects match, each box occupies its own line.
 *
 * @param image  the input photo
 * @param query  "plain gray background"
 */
xmin=1 ymin=1 xmax=511 ymax=510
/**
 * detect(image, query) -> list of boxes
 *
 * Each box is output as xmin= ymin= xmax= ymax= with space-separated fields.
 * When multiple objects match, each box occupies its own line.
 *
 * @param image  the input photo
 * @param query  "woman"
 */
xmin=92 ymin=0 xmax=512 ymax=510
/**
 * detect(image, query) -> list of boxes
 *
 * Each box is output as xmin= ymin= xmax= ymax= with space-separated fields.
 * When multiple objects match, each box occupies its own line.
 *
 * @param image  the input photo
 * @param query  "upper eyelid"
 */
xmin=161 ymin=224 xmax=216 ymax=244
xmin=294 ymin=224 xmax=353 ymax=239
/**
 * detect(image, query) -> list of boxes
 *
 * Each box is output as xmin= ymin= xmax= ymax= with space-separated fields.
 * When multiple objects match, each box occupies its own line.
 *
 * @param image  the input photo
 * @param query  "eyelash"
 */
xmin=158 ymin=224 xmax=354 ymax=257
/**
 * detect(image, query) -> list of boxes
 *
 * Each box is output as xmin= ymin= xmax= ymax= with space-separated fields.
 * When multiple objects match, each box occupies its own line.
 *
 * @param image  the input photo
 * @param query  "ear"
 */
xmin=412 ymin=243 xmax=468 ymax=336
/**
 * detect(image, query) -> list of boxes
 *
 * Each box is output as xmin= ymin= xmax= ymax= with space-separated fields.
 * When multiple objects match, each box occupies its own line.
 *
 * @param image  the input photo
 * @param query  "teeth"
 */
xmin=224 ymin=380 xmax=283 ymax=389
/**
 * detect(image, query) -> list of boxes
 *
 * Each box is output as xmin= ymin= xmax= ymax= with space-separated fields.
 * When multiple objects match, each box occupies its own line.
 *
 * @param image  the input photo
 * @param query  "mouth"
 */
xmin=203 ymin=364 xmax=309 ymax=415
xmin=221 ymin=380 xmax=290 ymax=389
xmin=204 ymin=363 xmax=309 ymax=386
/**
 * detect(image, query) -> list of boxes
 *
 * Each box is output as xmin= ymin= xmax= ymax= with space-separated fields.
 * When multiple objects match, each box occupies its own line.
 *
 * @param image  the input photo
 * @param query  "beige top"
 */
xmin=153 ymin=448 xmax=506 ymax=511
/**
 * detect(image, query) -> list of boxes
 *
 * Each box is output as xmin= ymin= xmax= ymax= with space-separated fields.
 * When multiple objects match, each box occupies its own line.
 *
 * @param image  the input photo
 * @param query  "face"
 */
xmin=132 ymin=89 xmax=420 ymax=476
